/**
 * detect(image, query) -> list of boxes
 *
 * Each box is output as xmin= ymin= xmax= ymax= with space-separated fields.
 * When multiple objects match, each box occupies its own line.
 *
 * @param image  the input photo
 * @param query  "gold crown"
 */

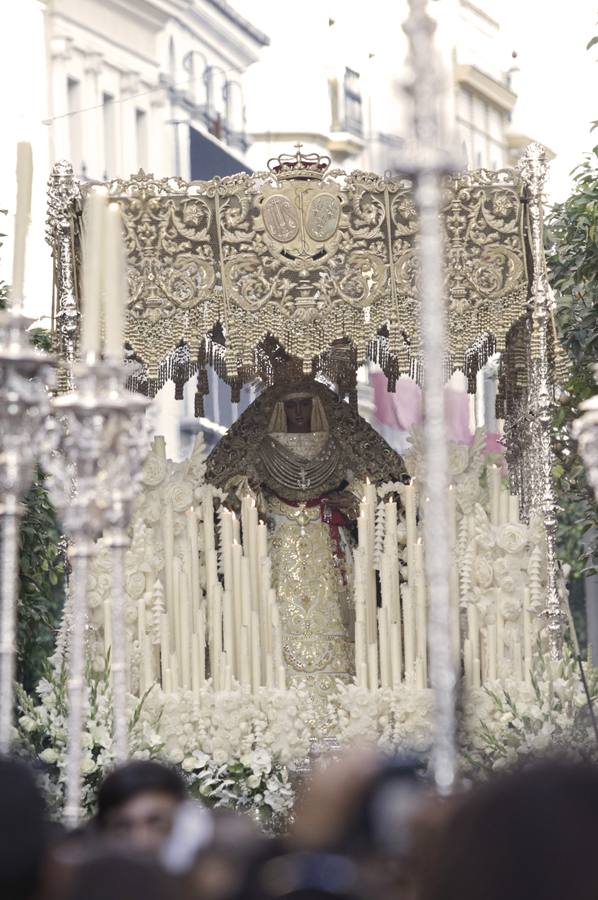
xmin=267 ymin=144 xmax=331 ymax=180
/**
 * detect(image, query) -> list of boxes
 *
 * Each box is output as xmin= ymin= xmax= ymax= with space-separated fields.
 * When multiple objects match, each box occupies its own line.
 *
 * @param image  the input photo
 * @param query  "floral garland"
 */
xmin=16 ymin=666 xmax=311 ymax=822
xmin=16 ymin=647 xmax=598 ymax=822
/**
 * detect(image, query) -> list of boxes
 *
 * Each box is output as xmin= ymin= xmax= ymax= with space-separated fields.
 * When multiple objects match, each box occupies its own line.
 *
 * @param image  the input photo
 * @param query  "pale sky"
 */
xmin=499 ymin=0 xmax=598 ymax=204
xmin=237 ymin=0 xmax=598 ymax=205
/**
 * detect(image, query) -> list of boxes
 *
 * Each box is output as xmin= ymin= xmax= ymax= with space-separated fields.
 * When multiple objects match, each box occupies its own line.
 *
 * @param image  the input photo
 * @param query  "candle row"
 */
xmin=353 ymin=466 xmax=533 ymax=692
xmin=80 ymin=189 xmax=126 ymax=359
xmin=102 ymin=477 xmax=287 ymax=696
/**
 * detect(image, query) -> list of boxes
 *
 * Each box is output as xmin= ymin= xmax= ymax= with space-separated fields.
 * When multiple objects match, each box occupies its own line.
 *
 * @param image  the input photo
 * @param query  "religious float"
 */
xmin=3 ymin=5 xmax=597 ymax=828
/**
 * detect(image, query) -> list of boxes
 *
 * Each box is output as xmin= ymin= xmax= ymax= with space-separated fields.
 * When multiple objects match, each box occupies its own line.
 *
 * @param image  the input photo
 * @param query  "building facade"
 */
xmin=240 ymin=0 xmax=524 ymax=174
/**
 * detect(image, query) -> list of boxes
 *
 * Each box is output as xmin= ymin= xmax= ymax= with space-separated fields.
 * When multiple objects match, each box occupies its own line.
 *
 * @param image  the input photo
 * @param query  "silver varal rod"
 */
xmin=64 ymin=547 xmax=91 ymax=827
xmin=417 ymin=170 xmax=457 ymax=793
xmin=403 ymin=0 xmax=459 ymax=793
xmin=0 ymin=502 xmax=21 ymax=753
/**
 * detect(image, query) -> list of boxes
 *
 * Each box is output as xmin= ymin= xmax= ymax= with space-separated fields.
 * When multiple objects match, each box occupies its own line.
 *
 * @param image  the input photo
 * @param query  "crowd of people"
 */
xmin=4 ymin=749 xmax=598 ymax=900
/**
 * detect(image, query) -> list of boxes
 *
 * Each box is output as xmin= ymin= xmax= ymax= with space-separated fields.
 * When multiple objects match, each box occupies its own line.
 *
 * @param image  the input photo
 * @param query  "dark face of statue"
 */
xmin=284 ymin=396 xmax=313 ymax=433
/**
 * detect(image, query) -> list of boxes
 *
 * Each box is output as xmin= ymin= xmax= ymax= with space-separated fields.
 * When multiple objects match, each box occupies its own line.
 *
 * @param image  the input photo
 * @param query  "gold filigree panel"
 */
xmin=55 ymin=156 xmax=529 ymax=395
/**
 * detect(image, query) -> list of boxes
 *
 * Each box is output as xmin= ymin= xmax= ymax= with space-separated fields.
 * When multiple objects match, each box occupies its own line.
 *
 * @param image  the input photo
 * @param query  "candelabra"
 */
xmin=47 ymin=358 xmax=149 ymax=826
xmin=0 ymin=309 xmax=53 ymax=754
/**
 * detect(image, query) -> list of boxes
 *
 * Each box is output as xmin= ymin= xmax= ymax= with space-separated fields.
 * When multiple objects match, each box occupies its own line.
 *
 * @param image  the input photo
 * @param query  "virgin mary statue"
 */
xmin=205 ymin=379 xmax=405 ymax=714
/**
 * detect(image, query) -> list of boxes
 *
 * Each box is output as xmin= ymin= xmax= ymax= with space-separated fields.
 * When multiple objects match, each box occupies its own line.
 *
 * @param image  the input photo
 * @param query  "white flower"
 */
xmin=80 ymin=756 xmax=97 ymax=775
xmin=496 ymin=524 xmax=527 ymax=555
xmin=40 ymin=748 xmax=59 ymax=764
xmin=182 ymin=756 xmax=198 ymax=773
xmin=247 ymin=774 xmax=261 ymax=789
xmin=19 ymin=715 xmax=36 ymax=733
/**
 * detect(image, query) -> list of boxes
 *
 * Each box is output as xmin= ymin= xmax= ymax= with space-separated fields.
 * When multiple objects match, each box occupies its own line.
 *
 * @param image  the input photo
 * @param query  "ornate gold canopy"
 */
xmin=46 ymin=147 xmax=562 ymax=415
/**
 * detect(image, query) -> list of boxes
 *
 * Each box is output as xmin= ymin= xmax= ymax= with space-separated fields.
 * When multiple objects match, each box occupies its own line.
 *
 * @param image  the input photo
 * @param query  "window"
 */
xmin=135 ymin=108 xmax=148 ymax=171
xmin=103 ymin=92 xmax=116 ymax=179
xmin=456 ymin=87 xmax=506 ymax=170
xmin=343 ymin=67 xmax=363 ymax=136
xmin=67 ymin=78 xmax=82 ymax=173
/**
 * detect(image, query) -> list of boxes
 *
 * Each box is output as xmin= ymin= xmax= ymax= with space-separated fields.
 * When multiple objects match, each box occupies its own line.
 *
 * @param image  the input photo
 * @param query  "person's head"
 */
xmin=65 ymin=853 xmax=178 ymax=900
xmin=96 ymin=761 xmax=186 ymax=855
xmin=421 ymin=757 xmax=598 ymax=900
xmin=0 ymin=756 xmax=48 ymax=900
xmin=283 ymin=396 xmax=313 ymax=433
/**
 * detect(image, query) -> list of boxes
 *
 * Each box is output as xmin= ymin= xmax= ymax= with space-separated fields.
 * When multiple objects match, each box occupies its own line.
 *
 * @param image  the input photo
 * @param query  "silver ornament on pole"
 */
xmin=47 ymin=354 xmax=150 ymax=826
xmin=0 ymin=310 xmax=54 ymax=753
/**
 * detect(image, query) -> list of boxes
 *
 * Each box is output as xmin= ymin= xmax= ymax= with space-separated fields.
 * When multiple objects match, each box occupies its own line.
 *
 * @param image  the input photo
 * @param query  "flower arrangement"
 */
xmin=16 ymin=665 xmax=312 ymax=822
xmin=462 ymin=644 xmax=598 ymax=774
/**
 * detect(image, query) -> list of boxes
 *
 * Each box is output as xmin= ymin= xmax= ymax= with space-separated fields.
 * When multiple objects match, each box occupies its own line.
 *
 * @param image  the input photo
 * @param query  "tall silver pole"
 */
xmin=0 ymin=311 xmax=53 ymax=753
xmin=402 ymin=0 xmax=461 ymax=793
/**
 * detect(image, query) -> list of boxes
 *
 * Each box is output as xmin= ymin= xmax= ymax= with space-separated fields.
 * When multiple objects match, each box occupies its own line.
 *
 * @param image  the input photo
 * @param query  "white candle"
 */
xmin=404 ymin=480 xmax=417 ymax=580
xmin=143 ymin=634 xmax=153 ymax=692
xmin=523 ymin=588 xmax=533 ymax=682
xmin=197 ymin=607 xmax=206 ymax=685
xmin=415 ymin=540 xmax=427 ymax=682
xmin=162 ymin=501 xmax=174 ymax=626
xmin=498 ymin=486 xmax=509 ymax=527
xmin=220 ymin=508 xmax=234 ymax=593
xmin=384 ymin=499 xmax=398 ymax=549
xmin=508 ymin=493 xmax=520 ymax=524
xmin=186 ymin=509 xmax=201 ymax=629
xmin=415 ymin=656 xmax=426 ymax=689
xmin=180 ymin=573 xmax=191 ymax=690
xmin=173 ymin=558 xmax=182 ymax=663
xmin=104 ymin=599 xmax=112 ymax=659
xmin=378 ymin=607 xmax=391 ymax=689
xmin=359 ymin=661 xmax=369 ymax=691
xmin=170 ymin=653 xmax=179 ymax=692
xmin=390 ymin=621 xmax=402 ymax=688
xmin=160 ymin=613 xmax=170 ymax=687
xmin=103 ymin=202 xmax=126 ymax=359
xmin=402 ymin=585 xmax=415 ymax=680
xmin=487 ymin=622 xmax=497 ymax=682
xmin=222 ymin=589 xmax=234 ymax=675
xmin=513 ymin=639 xmax=523 ymax=681
xmin=241 ymin=556 xmax=252 ymax=627
xmin=472 ymin=656 xmax=481 ymax=689
xmin=265 ymin=653 xmax=274 ymax=689
xmin=212 ymin=585 xmax=222 ymax=690
xmin=257 ymin=521 xmax=268 ymax=560
xmin=81 ymin=189 xmax=106 ymax=356
xmin=251 ymin=609 xmax=261 ymax=692
xmin=137 ymin=597 xmax=147 ymax=690
xmin=488 ymin=464 xmax=501 ymax=527
xmin=191 ymin=635 xmax=201 ymax=700
xmin=496 ymin=598 xmax=504 ymax=676
xmin=367 ymin=641 xmax=378 ymax=691
xmin=232 ymin=512 xmax=240 ymax=544
xmin=277 ymin=664 xmax=286 ymax=690
xmin=232 ymin=542 xmax=243 ymax=675
xmin=10 ymin=142 xmax=33 ymax=310
xmin=240 ymin=625 xmax=251 ymax=688
xmin=163 ymin=667 xmax=172 ymax=694
xmin=467 ymin=604 xmax=479 ymax=668
xmin=463 ymin=637 xmax=473 ymax=688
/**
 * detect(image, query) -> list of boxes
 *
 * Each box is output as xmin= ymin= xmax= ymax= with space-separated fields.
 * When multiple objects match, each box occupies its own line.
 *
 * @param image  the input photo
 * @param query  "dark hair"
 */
xmin=66 ymin=853 xmax=177 ymax=900
xmin=97 ymin=760 xmax=186 ymax=825
xmin=421 ymin=757 xmax=598 ymax=900
xmin=0 ymin=756 xmax=48 ymax=900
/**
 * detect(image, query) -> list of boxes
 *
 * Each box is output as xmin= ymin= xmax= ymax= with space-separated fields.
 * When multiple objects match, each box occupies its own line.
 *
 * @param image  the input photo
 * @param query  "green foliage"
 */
xmin=546 ymin=148 xmax=598 ymax=578
xmin=0 ymin=207 xmax=65 ymax=690
xmin=17 ymin=474 xmax=65 ymax=692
